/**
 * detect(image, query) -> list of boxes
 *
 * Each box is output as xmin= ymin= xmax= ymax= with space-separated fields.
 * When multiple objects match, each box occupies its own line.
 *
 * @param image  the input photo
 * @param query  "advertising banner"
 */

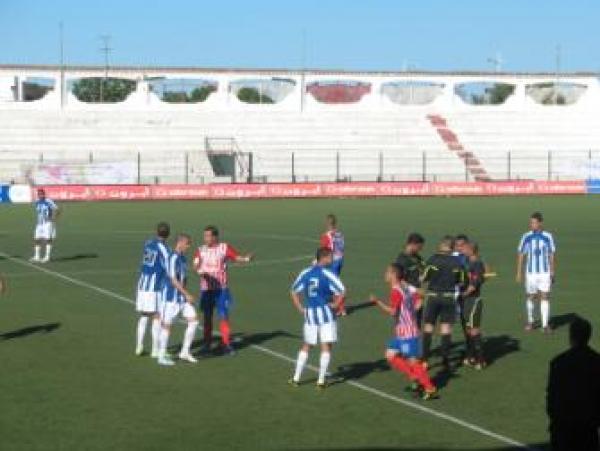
xmin=35 ymin=180 xmax=587 ymax=202
xmin=0 ymin=184 xmax=33 ymax=204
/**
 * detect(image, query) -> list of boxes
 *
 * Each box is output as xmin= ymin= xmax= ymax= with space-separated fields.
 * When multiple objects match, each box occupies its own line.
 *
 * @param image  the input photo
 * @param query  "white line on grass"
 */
xmin=0 ymin=252 xmax=534 ymax=451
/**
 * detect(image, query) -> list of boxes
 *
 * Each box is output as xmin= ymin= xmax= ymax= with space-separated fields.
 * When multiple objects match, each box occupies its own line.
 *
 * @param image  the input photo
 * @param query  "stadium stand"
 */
xmin=0 ymin=65 xmax=599 ymax=184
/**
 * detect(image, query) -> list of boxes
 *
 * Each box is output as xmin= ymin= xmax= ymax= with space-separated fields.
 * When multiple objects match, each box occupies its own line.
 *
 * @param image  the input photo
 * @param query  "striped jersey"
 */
xmin=137 ymin=238 xmax=170 ymax=292
xmin=162 ymin=251 xmax=187 ymax=303
xmin=390 ymin=284 xmax=420 ymax=340
xmin=35 ymin=198 xmax=57 ymax=225
xmin=291 ymin=265 xmax=345 ymax=326
xmin=518 ymin=230 xmax=556 ymax=275
xmin=193 ymin=243 xmax=239 ymax=291
xmin=320 ymin=229 xmax=345 ymax=261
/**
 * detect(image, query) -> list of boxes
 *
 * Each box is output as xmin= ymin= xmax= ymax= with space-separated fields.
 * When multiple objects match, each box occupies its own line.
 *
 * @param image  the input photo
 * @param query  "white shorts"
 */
xmin=303 ymin=321 xmax=337 ymax=346
xmin=525 ymin=273 xmax=552 ymax=294
xmin=34 ymin=222 xmax=56 ymax=240
xmin=136 ymin=290 xmax=160 ymax=313
xmin=160 ymin=301 xmax=197 ymax=325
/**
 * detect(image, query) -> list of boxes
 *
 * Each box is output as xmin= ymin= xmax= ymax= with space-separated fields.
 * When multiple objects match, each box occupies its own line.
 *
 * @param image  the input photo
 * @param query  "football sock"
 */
xmin=472 ymin=334 xmax=484 ymax=361
xmin=540 ymin=300 xmax=550 ymax=328
xmin=293 ymin=350 xmax=308 ymax=382
xmin=34 ymin=245 xmax=41 ymax=260
xmin=219 ymin=320 xmax=231 ymax=346
xmin=318 ymin=351 xmax=331 ymax=384
xmin=410 ymin=361 xmax=435 ymax=391
xmin=203 ymin=319 xmax=212 ymax=345
xmin=422 ymin=332 xmax=433 ymax=361
xmin=387 ymin=355 xmax=413 ymax=380
xmin=466 ymin=334 xmax=474 ymax=360
xmin=440 ymin=334 xmax=452 ymax=361
xmin=158 ymin=327 xmax=170 ymax=358
xmin=181 ymin=321 xmax=198 ymax=355
xmin=526 ymin=298 xmax=535 ymax=324
xmin=136 ymin=316 xmax=148 ymax=349
xmin=151 ymin=318 xmax=161 ymax=353
xmin=44 ymin=244 xmax=52 ymax=260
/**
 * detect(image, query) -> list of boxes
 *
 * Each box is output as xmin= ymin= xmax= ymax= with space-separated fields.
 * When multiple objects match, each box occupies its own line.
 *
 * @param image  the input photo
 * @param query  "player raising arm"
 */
xmin=30 ymin=188 xmax=59 ymax=263
xmin=516 ymin=212 xmax=556 ymax=333
xmin=370 ymin=263 xmax=437 ymax=400
xmin=157 ymin=234 xmax=198 ymax=366
xmin=319 ymin=214 xmax=346 ymax=316
xmin=289 ymin=247 xmax=345 ymax=389
xmin=193 ymin=225 xmax=253 ymax=355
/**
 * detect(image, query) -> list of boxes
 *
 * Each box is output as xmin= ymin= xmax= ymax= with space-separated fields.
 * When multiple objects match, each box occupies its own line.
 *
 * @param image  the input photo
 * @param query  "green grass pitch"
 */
xmin=1 ymin=196 xmax=598 ymax=451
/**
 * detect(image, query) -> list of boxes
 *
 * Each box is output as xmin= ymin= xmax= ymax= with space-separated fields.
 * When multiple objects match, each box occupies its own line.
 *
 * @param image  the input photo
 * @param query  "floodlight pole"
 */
xmin=99 ymin=35 xmax=112 ymax=102
xmin=59 ymin=21 xmax=65 ymax=109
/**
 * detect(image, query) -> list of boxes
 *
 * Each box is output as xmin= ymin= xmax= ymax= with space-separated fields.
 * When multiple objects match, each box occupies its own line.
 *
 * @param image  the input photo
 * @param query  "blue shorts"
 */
xmin=329 ymin=259 xmax=343 ymax=276
xmin=387 ymin=337 xmax=421 ymax=359
xmin=200 ymin=289 xmax=233 ymax=319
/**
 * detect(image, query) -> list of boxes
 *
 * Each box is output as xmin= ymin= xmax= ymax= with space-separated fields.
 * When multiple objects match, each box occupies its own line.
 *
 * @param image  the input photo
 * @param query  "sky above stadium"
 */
xmin=1 ymin=0 xmax=599 ymax=73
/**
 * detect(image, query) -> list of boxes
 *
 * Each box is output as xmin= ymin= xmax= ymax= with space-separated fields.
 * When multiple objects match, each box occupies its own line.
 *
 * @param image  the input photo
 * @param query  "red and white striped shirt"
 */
xmin=390 ymin=284 xmax=420 ymax=339
xmin=320 ymin=229 xmax=345 ymax=261
xmin=193 ymin=242 xmax=239 ymax=291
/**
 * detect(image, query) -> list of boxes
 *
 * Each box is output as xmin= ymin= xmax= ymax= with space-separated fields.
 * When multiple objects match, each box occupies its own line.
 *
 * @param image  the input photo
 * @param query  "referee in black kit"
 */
xmin=421 ymin=236 xmax=467 ymax=369
xmin=395 ymin=233 xmax=426 ymax=322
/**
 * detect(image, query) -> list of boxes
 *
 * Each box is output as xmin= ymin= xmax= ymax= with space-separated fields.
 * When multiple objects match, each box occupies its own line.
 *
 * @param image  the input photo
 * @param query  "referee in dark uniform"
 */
xmin=395 ymin=233 xmax=425 ymax=323
xmin=421 ymin=236 xmax=467 ymax=369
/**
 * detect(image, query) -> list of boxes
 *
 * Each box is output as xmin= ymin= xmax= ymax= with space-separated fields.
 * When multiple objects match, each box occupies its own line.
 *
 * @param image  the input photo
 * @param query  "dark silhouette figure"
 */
xmin=547 ymin=317 xmax=600 ymax=451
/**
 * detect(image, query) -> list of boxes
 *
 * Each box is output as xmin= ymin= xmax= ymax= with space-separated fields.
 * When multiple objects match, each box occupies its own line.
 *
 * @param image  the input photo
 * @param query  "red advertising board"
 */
xmin=37 ymin=180 xmax=586 ymax=202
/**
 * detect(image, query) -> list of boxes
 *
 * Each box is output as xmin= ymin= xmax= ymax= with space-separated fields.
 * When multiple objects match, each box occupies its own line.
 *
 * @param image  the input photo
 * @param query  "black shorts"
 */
xmin=424 ymin=293 xmax=457 ymax=325
xmin=462 ymin=297 xmax=483 ymax=329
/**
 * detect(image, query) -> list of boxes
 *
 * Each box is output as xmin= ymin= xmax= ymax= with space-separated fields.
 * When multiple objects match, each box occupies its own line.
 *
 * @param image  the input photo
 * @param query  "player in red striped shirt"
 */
xmin=319 ymin=214 xmax=346 ymax=316
xmin=193 ymin=225 xmax=253 ymax=355
xmin=371 ymin=263 xmax=438 ymax=400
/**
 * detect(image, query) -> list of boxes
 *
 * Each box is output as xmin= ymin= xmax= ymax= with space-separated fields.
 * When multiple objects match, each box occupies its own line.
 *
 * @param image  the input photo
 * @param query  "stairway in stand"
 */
xmin=426 ymin=114 xmax=491 ymax=181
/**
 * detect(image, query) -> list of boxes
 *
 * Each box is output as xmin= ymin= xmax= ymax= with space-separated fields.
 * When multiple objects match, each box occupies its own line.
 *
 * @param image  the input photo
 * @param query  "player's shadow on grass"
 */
xmin=52 ymin=253 xmax=99 ymax=262
xmin=1 ymin=322 xmax=60 ymax=340
xmin=333 ymin=359 xmax=389 ymax=382
xmin=550 ymin=312 xmax=579 ymax=330
xmin=173 ymin=329 xmax=300 ymax=356
xmin=288 ymin=444 xmax=550 ymax=450
xmin=483 ymin=334 xmax=521 ymax=366
xmin=345 ymin=300 xmax=375 ymax=315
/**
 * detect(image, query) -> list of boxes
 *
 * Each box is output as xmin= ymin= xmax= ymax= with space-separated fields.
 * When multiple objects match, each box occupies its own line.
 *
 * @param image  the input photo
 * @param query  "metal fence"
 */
xmin=3 ymin=149 xmax=600 ymax=185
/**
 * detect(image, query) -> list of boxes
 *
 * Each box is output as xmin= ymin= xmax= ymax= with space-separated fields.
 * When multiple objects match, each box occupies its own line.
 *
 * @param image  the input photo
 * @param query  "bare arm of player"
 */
xmin=329 ymin=293 xmax=343 ymax=310
xmin=549 ymin=253 xmax=556 ymax=281
xmin=515 ymin=254 xmax=524 ymax=283
xmin=234 ymin=253 xmax=254 ymax=264
xmin=170 ymin=276 xmax=195 ymax=303
xmin=369 ymin=294 xmax=393 ymax=314
xmin=290 ymin=291 xmax=304 ymax=315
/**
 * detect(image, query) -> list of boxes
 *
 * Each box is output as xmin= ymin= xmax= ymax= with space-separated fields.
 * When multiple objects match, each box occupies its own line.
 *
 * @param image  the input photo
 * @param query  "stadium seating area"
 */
xmin=1 ymin=66 xmax=600 ymax=185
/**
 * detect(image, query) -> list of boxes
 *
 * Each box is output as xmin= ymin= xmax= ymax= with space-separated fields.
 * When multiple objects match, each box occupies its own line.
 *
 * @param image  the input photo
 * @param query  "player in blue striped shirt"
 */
xmin=157 ymin=234 xmax=198 ymax=366
xmin=135 ymin=222 xmax=171 ymax=357
xmin=289 ymin=247 xmax=345 ymax=389
xmin=30 ymin=188 xmax=59 ymax=263
xmin=516 ymin=212 xmax=557 ymax=333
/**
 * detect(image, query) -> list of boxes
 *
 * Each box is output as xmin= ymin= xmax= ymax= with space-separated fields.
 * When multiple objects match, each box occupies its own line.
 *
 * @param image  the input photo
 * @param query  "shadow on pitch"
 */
xmin=170 ymin=329 xmax=300 ymax=356
xmin=285 ymin=444 xmax=550 ymax=450
xmin=550 ymin=312 xmax=579 ymax=330
xmin=345 ymin=300 xmax=375 ymax=315
xmin=333 ymin=359 xmax=389 ymax=383
xmin=52 ymin=253 xmax=99 ymax=262
xmin=1 ymin=322 xmax=60 ymax=340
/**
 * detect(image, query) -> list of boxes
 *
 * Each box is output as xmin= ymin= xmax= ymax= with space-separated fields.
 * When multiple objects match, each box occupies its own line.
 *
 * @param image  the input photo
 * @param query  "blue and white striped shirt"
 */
xmin=291 ymin=265 xmax=345 ymax=326
xmin=137 ymin=238 xmax=170 ymax=293
xmin=518 ymin=230 xmax=556 ymax=275
xmin=35 ymin=198 xmax=57 ymax=225
xmin=162 ymin=251 xmax=187 ymax=303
